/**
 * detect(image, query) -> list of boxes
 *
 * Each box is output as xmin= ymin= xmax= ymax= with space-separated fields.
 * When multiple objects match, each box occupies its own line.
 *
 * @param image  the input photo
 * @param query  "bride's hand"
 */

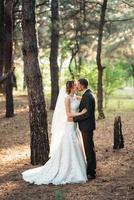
xmin=67 ymin=116 xmax=73 ymax=122
xmin=67 ymin=112 xmax=73 ymax=117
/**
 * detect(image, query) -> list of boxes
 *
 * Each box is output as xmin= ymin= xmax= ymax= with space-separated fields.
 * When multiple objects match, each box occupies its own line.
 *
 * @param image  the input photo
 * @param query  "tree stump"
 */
xmin=113 ymin=115 xmax=124 ymax=149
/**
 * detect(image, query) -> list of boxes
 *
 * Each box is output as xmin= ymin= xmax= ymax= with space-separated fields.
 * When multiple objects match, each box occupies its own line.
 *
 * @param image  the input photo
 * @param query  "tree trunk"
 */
xmin=22 ymin=0 xmax=49 ymax=165
xmin=49 ymin=0 xmax=59 ymax=110
xmin=0 ymin=69 xmax=14 ymax=85
xmin=97 ymin=69 xmax=105 ymax=119
xmin=4 ymin=0 xmax=14 ymax=118
xmin=68 ymin=48 xmax=77 ymax=80
xmin=96 ymin=0 xmax=108 ymax=119
xmin=80 ymin=0 xmax=86 ymax=22
xmin=0 ymin=0 xmax=4 ymax=76
xmin=113 ymin=116 xmax=124 ymax=149
xmin=131 ymin=63 xmax=134 ymax=87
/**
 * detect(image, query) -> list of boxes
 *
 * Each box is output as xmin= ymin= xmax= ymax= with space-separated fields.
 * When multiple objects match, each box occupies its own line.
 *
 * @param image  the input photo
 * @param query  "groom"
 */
xmin=69 ymin=78 xmax=96 ymax=180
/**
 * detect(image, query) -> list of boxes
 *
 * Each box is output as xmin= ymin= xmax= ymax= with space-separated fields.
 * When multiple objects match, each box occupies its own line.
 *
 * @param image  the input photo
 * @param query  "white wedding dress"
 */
xmin=22 ymin=94 xmax=87 ymax=185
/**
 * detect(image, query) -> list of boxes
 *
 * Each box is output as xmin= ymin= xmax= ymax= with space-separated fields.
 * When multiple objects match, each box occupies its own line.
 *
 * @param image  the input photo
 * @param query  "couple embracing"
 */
xmin=22 ymin=78 xmax=96 ymax=185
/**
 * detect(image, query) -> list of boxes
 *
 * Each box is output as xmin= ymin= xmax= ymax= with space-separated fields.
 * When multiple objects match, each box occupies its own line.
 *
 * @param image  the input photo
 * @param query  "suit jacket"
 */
xmin=73 ymin=89 xmax=96 ymax=132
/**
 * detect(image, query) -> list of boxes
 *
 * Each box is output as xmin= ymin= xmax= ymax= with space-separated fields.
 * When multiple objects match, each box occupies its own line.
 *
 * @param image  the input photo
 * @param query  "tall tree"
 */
xmin=49 ymin=0 xmax=59 ymax=110
xmin=22 ymin=0 xmax=49 ymax=165
xmin=4 ymin=0 xmax=14 ymax=117
xmin=0 ymin=0 xmax=4 ymax=76
xmin=96 ymin=0 xmax=108 ymax=119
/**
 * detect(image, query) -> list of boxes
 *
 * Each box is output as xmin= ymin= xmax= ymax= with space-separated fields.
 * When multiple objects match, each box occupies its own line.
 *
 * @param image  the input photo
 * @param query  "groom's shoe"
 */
xmin=87 ymin=174 xmax=96 ymax=180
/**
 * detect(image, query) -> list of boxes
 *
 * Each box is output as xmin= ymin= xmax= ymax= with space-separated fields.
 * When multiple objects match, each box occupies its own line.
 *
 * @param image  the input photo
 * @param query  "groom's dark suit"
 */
xmin=73 ymin=89 xmax=96 ymax=177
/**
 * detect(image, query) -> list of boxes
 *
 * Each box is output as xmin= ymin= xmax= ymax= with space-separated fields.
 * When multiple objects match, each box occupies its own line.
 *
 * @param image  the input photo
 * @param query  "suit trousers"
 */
xmin=81 ymin=130 xmax=96 ymax=176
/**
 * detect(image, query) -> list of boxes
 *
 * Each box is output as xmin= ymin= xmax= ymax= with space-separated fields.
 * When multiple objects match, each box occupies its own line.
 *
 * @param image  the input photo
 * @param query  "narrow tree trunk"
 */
xmin=0 ymin=69 xmax=14 ymax=85
xmin=96 ymin=0 xmax=108 ymax=119
xmin=131 ymin=63 xmax=134 ymax=88
xmin=4 ymin=0 xmax=14 ymax=118
xmin=68 ymin=43 xmax=79 ymax=80
xmin=22 ymin=0 xmax=49 ymax=165
xmin=49 ymin=0 xmax=59 ymax=110
xmin=68 ymin=49 xmax=76 ymax=80
xmin=80 ymin=0 xmax=86 ymax=22
xmin=97 ymin=69 xmax=105 ymax=119
xmin=0 ymin=0 xmax=4 ymax=76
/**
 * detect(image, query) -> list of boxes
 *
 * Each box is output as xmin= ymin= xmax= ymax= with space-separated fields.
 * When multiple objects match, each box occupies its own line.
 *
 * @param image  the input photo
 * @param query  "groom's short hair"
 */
xmin=78 ymin=78 xmax=88 ymax=88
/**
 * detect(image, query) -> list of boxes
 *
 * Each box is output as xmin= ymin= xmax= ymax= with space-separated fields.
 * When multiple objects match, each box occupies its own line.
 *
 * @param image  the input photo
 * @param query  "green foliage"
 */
xmin=115 ymin=61 xmax=133 ymax=81
xmin=64 ymin=59 xmax=133 ymax=98
xmin=103 ymin=60 xmax=133 ymax=107
xmin=63 ymin=62 xmax=97 ymax=91
xmin=104 ymin=66 xmax=124 ymax=96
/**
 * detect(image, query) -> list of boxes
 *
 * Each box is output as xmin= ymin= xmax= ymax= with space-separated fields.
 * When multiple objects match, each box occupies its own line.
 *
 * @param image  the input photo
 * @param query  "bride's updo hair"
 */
xmin=66 ymin=80 xmax=74 ymax=94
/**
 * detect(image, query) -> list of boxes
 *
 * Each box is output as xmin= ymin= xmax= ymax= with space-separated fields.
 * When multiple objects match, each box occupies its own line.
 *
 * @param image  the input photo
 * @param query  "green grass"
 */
xmin=55 ymin=191 xmax=65 ymax=200
xmin=112 ymin=88 xmax=134 ymax=99
xmin=106 ymin=98 xmax=134 ymax=111
xmin=104 ymin=88 xmax=134 ymax=112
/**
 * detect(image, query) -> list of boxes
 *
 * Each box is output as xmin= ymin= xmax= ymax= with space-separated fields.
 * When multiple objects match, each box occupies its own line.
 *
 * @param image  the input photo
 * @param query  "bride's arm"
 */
xmin=65 ymin=96 xmax=71 ymax=117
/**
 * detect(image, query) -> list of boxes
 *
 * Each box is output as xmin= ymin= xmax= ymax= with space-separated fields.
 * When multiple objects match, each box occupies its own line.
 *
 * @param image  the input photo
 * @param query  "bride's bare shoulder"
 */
xmin=65 ymin=95 xmax=71 ymax=102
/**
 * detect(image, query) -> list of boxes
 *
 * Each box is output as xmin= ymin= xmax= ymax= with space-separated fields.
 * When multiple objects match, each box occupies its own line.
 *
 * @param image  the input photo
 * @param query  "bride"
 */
xmin=22 ymin=80 xmax=87 ymax=185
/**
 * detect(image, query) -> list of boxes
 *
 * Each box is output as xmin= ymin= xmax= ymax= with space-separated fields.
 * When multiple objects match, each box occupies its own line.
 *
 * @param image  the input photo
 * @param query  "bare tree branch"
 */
xmin=105 ymin=17 xmax=134 ymax=23
xmin=36 ymin=0 xmax=49 ymax=8
xmin=13 ymin=0 xmax=20 ymax=8
xmin=87 ymin=1 xmax=102 ymax=6
xmin=122 ymin=1 xmax=134 ymax=8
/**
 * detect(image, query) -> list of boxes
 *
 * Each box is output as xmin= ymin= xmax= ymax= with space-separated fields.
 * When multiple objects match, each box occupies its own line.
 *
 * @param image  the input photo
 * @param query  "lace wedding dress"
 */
xmin=22 ymin=94 xmax=87 ymax=185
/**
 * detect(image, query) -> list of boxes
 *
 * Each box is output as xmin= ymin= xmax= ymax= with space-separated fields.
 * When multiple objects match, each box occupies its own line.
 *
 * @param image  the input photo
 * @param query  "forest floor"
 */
xmin=0 ymin=95 xmax=134 ymax=200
